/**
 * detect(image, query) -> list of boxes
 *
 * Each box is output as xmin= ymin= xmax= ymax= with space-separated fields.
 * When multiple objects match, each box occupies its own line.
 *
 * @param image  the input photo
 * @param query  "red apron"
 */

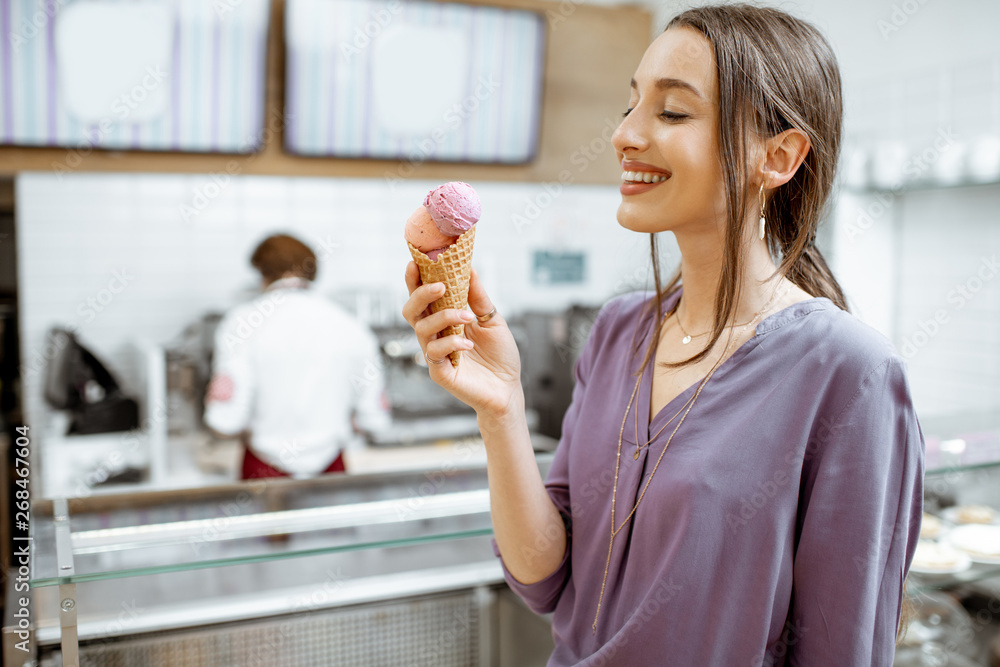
xmin=239 ymin=435 xmax=346 ymax=480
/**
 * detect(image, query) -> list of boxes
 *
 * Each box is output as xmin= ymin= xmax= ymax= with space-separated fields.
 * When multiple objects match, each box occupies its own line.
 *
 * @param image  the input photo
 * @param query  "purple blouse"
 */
xmin=492 ymin=289 xmax=925 ymax=666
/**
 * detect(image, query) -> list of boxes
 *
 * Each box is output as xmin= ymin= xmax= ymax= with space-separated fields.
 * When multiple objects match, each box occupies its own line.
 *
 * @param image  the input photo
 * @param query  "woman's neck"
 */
xmin=673 ymin=227 xmax=785 ymax=333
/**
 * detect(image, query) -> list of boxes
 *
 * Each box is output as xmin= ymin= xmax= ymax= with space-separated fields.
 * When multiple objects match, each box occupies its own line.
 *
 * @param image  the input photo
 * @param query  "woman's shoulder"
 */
xmin=783 ymin=297 xmax=900 ymax=366
xmin=769 ymin=296 xmax=912 ymax=415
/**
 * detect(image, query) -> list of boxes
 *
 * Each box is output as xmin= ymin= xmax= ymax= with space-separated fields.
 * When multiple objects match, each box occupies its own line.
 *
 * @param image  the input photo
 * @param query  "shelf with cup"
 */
xmin=839 ymin=135 xmax=1000 ymax=195
xmin=841 ymin=54 xmax=1000 ymax=195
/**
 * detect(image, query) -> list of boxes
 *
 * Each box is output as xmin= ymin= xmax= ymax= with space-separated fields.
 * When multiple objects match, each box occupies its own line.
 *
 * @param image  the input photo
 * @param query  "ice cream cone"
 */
xmin=407 ymin=225 xmax=476 ymax=367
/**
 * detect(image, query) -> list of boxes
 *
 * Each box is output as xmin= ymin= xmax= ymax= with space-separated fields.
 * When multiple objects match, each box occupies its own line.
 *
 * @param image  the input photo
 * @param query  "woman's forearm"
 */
xmin=478 ymin=396 xmax=567 ymax=584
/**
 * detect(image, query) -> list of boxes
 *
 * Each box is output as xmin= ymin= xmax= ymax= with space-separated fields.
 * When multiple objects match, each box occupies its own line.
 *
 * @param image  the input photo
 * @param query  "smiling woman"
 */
xmin=402 ymin=3 xmax=925 ymax=665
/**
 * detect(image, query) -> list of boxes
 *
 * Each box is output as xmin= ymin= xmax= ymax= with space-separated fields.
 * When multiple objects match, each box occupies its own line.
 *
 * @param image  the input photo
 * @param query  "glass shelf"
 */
xmin=30 ymin=453 xmax=555 ymax=589
xmin=917 ymin=458 xmax=1000 ymax=594
xmin=926 ymin=460 xmax=1000 ymax=476
xmin=843 ymin=177 xmax=1000 ymax=195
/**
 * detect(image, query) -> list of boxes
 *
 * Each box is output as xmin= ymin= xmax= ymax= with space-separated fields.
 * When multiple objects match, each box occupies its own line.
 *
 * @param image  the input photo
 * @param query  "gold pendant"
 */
xmin=633 ymin=450 xmax=640 ymax=460
xmin=682 ymin=335 xmax=692 ymax=344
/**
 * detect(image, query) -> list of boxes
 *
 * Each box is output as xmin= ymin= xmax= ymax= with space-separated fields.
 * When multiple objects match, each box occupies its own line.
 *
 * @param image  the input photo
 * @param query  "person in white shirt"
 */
xmin=204 ymin=234 xmax=390 ymax=480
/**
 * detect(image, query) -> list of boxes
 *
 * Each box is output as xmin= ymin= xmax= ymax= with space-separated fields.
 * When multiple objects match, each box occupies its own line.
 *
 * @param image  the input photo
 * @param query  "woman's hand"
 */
xmin=402 ymin=263 xmax=522 ymax=418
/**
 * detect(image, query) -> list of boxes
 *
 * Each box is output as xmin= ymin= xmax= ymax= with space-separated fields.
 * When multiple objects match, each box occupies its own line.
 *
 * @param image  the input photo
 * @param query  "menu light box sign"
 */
xmin=0 ymin=0 xmax=270 ymax=153
xmin=284 ymin=0 xmax=546 ymax=164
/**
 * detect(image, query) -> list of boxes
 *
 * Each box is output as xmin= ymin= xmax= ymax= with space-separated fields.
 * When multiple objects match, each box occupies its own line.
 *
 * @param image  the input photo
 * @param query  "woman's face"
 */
xmin=612 ymin=27 xmax=725 ymax=235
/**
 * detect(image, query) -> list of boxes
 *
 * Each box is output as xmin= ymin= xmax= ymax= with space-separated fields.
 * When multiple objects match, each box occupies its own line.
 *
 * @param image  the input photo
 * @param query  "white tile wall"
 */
xmin=830 ymin=183 xmax=1000 ymax=424
xmin=16 ymin=171 xmax=654 ymax=427
xmin=18 ymin=171 xmax=1000 ymax=434
xmin=894 ymin=184 xmax=1000 ymax=420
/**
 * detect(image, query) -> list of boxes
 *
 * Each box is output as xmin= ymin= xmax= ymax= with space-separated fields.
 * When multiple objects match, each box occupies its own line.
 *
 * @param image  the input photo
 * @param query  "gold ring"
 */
xmin=424 ymin=351 xmax=447 ymax=365
xmin=476 ymin=306 xmax=498 ymax=323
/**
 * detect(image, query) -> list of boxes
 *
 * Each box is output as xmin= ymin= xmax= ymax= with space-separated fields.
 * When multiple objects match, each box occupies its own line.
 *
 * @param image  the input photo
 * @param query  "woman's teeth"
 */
xmin=621 ymin=171 xmax=669 ymax=184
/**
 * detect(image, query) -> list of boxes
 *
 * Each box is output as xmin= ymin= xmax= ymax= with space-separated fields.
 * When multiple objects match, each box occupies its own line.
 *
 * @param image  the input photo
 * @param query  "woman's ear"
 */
xmin=761 ymin=128 xmax=811 ymax=187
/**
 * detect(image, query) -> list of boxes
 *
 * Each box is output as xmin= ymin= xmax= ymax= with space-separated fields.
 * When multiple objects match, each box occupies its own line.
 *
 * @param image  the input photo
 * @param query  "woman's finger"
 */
xmin=425 ymin=334 xmax=474 ymax=366
xmin=404 ymin=262 xmax=422 ymax=295
xmin=467 ymin=268 xmax=499 ymax=324
xmin=401 ymin=281 xmax=445 ymax=327
xmin=414 ymin=308 xmax=475 ymax=343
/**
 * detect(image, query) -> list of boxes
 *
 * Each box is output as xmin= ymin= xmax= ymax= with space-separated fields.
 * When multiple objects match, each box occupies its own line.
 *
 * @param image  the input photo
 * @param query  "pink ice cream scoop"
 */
xmin=404 ymin=182 xmax=481 ymax=261
xmin=404 ymin=205 xmax=456 ymax=255
xmin=423 ymin=182 xmax=481 ymax=236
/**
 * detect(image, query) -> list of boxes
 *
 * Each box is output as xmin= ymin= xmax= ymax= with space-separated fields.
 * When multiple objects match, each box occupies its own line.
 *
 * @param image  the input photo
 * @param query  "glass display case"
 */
xmin=900 ymin=460 xmax=1000 ymax=666
xmin=12 ymin=437 xmax=1000 ymax=666
xmin=9 ymin=440 xmax=557 ymax=667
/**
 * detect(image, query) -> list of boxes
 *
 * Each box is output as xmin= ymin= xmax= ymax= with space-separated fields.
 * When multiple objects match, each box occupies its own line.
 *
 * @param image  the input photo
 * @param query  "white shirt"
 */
xmin=204 ymin=279 xmax=390 ymax=477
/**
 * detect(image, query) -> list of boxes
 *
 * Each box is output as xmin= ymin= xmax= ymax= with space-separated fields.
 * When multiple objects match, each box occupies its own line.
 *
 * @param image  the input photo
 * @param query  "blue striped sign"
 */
xmin=0 ymin=0 xmax=270 ymax=153
xmin=285 ymin=0 xmax=545 ymax=163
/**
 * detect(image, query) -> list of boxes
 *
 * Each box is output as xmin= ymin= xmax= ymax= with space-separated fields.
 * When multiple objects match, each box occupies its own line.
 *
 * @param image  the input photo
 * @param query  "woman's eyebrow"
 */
xmin=630 ymin=77 xmax=704 ymax=100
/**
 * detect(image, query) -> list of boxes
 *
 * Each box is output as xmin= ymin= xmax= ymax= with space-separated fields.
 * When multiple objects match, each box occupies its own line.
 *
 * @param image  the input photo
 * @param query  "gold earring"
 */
xmin=758 ymin=183 xmax=766 ymax=241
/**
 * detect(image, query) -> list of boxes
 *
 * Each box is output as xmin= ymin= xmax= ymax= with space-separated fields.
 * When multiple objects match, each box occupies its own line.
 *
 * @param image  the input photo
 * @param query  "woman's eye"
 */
xmin=620 ymin=108 xmax=688 ymax=120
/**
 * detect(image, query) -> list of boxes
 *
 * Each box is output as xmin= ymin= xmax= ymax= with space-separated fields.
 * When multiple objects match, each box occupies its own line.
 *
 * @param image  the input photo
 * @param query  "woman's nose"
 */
xmin=612 ymin=111 xmax=649 ymax=155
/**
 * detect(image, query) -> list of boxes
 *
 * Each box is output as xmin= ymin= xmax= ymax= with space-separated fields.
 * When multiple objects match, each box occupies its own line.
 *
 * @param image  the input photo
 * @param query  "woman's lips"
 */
xmin=619 ymin=160 xmax=671 ymax=195
xmin=620 ymin=171 xmax=671 ymax=195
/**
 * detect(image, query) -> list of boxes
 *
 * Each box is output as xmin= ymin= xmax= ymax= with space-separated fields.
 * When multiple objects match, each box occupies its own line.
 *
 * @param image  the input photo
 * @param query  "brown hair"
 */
xmin=250 ymin=234 xmax=318 ymax=284
xmin=645 ymin=5 xmax=912 ymax=644
xmin=642 ymin=3 xmax=848 ymax=373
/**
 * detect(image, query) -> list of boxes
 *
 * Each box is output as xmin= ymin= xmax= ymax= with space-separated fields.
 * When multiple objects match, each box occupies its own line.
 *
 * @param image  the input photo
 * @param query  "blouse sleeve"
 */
xmin=783 ymin=356 xmax=924 ymax=666
xmin=490 ymin=298 xmax=620 ymax=615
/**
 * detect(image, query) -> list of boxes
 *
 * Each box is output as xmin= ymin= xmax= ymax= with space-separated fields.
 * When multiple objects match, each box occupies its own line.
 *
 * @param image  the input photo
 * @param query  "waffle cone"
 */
xmin=407 ymin=225 xmax=476 ymax=367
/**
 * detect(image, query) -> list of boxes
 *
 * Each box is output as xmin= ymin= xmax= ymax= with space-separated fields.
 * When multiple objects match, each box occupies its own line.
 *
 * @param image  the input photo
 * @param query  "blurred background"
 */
xmin=0 ymin=0 xmax=999 ymax=665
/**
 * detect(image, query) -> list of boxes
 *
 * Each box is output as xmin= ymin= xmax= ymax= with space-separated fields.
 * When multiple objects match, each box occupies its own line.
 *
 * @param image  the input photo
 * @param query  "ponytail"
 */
xmin=782 ymin=239 xmax=849 ymax=313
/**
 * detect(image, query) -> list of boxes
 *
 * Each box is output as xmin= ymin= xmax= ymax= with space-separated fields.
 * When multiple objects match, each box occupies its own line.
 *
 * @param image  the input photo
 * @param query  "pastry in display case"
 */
xmin=901 ymin=460 xmax=1000 ymax=665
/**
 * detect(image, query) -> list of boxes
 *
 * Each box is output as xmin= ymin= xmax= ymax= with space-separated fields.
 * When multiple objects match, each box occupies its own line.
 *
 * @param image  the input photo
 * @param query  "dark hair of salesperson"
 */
xmin=641 ymin=3 xmax=848 ymax=375
xmin=642 ymin=4 xmax=913 ymax=644
xmin=250 ymin=234 xmax=318 ymax=284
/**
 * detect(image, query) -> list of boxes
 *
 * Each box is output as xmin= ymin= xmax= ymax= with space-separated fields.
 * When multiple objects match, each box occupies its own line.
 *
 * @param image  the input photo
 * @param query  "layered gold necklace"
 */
xmin=591 ymin=281 xmax=788 ymax=634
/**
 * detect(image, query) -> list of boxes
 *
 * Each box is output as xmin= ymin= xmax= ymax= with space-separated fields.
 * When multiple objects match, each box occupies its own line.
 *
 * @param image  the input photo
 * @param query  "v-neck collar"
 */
xmin=633 ymin=287 xmax=835 ymax=440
